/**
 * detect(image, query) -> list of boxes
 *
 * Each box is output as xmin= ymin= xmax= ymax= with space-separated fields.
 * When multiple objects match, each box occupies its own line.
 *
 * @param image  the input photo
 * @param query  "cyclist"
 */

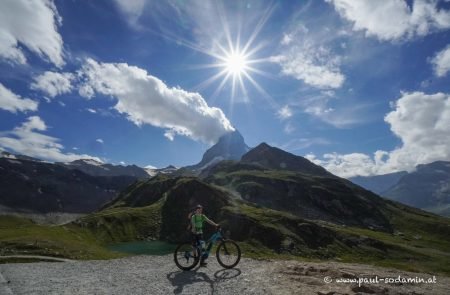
xmin=190 ymin=204 xmax=219 ymax=266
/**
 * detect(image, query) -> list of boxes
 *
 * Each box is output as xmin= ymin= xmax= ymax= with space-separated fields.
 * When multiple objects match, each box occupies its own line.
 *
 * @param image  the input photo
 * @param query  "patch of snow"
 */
xmin=81 ymin=159 xmax=104 ymax=166
xmin=1 ymin=152 xmax=17 ymax=159
xmin=145 ymin=169 xmax=157 ymax=177
xmin=7 ymin=159 xmax=22 ymax=165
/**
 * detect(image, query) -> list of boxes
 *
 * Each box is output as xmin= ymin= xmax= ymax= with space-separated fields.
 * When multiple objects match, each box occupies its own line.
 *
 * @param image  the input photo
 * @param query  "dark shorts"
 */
xmin=192 ymin=232 xmax=204 ymax=247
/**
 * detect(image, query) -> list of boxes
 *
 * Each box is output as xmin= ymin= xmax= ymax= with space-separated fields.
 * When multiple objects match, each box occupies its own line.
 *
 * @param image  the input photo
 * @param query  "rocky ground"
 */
xmin=1 ymin=255 xmax=449 ymax=295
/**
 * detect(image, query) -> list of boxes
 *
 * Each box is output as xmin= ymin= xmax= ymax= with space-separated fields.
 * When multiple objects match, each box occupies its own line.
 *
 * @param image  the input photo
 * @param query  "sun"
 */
xmin=224 ymin=51 xmax=248 ymax=76
xmin=179 ymin=3 xmax=277 ymax=104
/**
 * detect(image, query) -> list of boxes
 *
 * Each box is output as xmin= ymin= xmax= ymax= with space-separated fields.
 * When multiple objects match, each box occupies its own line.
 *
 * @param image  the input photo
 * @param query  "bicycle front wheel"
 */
xmin=216 ymin=240 xmax=241 ymax=269
xmin=174 ymin=243 xmax=200 ymax=271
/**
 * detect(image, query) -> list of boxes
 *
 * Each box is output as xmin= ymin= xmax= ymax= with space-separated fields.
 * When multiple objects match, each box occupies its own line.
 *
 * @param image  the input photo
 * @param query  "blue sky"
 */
xmin=1 ymin=0 xmax=450 ymax=177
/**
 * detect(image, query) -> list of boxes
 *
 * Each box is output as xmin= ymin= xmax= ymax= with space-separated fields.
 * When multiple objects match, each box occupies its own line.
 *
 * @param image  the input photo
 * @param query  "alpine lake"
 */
xmin=107 ymin=240 xmax=176 ymax=256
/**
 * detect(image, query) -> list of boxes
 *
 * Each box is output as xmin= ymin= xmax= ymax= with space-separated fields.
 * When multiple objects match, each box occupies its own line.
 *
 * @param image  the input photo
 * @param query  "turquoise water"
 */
xmin=107 ymin=241 xmax=176 ymax=255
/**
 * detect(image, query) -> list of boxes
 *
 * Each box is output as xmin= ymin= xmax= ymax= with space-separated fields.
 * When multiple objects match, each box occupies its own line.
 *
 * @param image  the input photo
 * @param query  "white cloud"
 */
xmin=0 ymin=0 xmax=64 ymax=67
xmin=0 ymin=83 xmax=39 ymax=113
xmin=78 ymin=58 xmax=235 ymax=144
xmin=31 ymin=71 xmax=74 ymax=98
xmin=327 ymin=0 xmax=450 ymax=41
xmin=431 ymin=45 xmax=450 ymax=77
xmin=297 ymin=93 xmax=369 ymax=128
xmin=284 ymin=122 xmax=295 ymax=134
xmin=113 ymin=0 xmax=146 ymax=28
xmin=306 ymin=152 xmax=385 ymax=178
xmin=119 ymin=161 xmax=126 ymax=165
xmin=0 ymin=116 xmax=101 ymax=162
xmin=86 ymin=108 xmax=97 ymax=113
xmin=78 ymin=84 xmax=95 ymax=99
xmin=271 ymin=26 xmax=345 ymax=89
xmin=96 ymin=138 xmax=104 ymax=144
xmin=281 ymin=138 xmax=331 ymax=152
xmin=310 ymin=92 xmax=450 ymax=177
xmin=277 ymin=105 xmax=293 ymax=120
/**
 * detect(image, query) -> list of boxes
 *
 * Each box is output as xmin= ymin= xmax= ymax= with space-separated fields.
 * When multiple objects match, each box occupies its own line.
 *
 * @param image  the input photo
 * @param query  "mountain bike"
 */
xmin=174 ymin=227 xmax=241 ymax=271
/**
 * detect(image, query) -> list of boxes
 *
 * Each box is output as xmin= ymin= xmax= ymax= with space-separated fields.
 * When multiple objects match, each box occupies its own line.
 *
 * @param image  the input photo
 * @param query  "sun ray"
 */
xmin=208 ymin=71 xmax=232 ymax=105
xmin=242 ymin=70 xmax=279 ymax=108
xmin=193 ymin=69 xmax=228 ymax=92
xmin=242 ymin=4 xmax=277 ymax=54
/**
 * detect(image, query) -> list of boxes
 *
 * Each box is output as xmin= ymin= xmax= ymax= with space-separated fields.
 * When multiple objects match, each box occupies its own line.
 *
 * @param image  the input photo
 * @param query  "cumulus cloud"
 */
xmin=431 ymin=45 xmax=450 ymax=77
xmin=96 ymin=138 xmax=104 ymax=144
xmin=271 ymin=25 xmax=345 ymax=89
xmin=0 ymin=0 xmax=64 ymax=66
xmin=0 ymin=83 xmax=39 ymax=113
xmin=309 ymin=92 xmax=450 ymax=177
xmin=0 ymin=116 xmax=101 ymax=162
xmin=327 ymin=0 xmax=450 ymax=41
xmin=77 ymin=58 xmax=234 ymax=143
xmin=31 ymin=71 xmax=74 ymax=98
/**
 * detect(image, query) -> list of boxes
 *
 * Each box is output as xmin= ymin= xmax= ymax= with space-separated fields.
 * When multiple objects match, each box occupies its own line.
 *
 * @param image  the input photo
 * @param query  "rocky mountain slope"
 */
xmin=0 ymin=157 xmax=137 ymax=213
xmin=349 ymin=171 xmax=407 ymax=195
xmin=349 ymin=161 xmax=450 ymax=217
xmin=384 ymin=161 xmax=450 ymax=216
xmin=58 ymin=159 xmax=150 ymax=179
xmin=186 ymin=130 xmax=250 ymax=172
xmin=202 ymin=143 xmax=390 ymax=230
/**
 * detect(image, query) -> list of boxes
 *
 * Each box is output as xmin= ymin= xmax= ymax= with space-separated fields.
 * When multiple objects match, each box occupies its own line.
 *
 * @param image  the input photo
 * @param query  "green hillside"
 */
xmin=78 ymin=176 xmax=450 ymax=275
xmin=0 ymin=215 xmax=125 ymax=261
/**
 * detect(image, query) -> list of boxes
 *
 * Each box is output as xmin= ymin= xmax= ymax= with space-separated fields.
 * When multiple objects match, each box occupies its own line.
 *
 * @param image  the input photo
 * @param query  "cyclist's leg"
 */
xmin=197 ymin=233 xmax=208 ymax=264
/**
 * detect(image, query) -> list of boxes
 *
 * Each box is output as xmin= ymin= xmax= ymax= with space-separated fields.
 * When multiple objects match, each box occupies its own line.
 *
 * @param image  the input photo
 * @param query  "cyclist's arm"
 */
xmin=203 ymin=215 xmax=218 ymax=227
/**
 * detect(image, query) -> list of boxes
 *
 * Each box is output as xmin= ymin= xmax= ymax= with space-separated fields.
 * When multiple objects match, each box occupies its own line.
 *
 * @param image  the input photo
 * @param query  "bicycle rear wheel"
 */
xmin=216 ymin=240 xmax=241 ymax=269
xmin=174 ymin=243 xmax=200 ymax=271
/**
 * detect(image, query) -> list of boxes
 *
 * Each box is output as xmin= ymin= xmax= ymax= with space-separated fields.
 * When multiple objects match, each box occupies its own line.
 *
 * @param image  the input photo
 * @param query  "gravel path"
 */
xmin=1 ymin=255 xmax=449 ymax=295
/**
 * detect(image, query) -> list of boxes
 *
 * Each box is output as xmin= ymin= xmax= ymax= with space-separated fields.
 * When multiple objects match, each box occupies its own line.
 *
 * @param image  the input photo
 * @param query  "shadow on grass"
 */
xmin=167 ymin=268 xmax=241 ymax=294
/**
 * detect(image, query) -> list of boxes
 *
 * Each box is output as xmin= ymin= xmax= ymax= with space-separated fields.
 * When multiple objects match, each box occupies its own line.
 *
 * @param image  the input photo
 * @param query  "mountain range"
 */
xmin=350 ymin=161 xmax=450 ymax=217
xmin=2 ymin=130 xmax=450 ymax=218
xmin=1 ymin=132 xmax=450 ymax=275
xmin=0 ymin=156 xmax=136 ymax=213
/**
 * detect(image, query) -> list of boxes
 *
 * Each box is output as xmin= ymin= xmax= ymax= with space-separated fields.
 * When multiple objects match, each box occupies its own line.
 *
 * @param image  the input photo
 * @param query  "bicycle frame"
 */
xmin=196 ymin=229 xmax=223 ymax=258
